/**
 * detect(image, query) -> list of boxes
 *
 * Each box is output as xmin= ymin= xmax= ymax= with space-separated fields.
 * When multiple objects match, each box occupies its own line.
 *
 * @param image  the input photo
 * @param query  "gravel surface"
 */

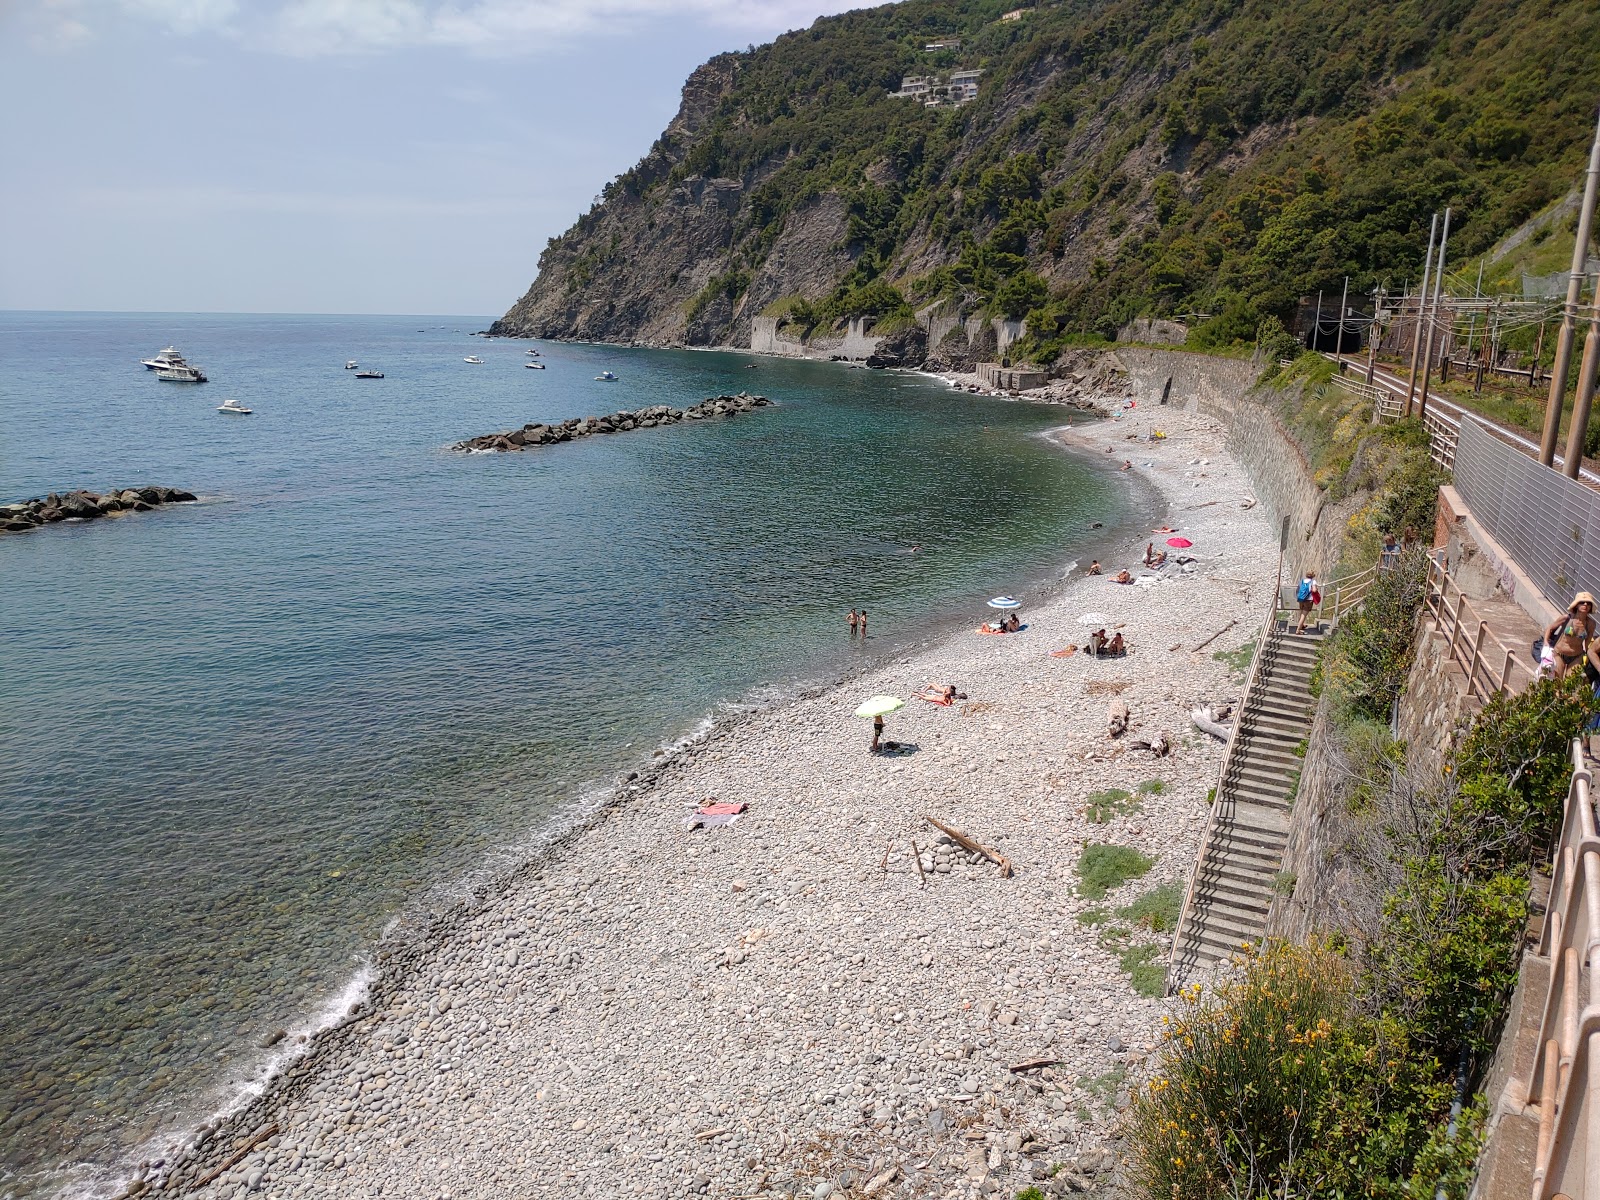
xmin=148 ymin=404 xmax=1275 ymax=1200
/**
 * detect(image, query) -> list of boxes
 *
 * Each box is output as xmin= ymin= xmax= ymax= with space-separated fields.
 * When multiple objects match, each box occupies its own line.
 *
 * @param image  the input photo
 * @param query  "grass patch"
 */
xmin=1076 ymin=906 xmax=1109 ymax=926
xmin=1117 ymin=942 xmax=1166 ymax=997
xmin=1274 ymin=870 xmax=1298 ymax=895
xmin=1076 ymin=843 xmax=1155 ymax=899
xmin=1085 ymin=788 xmax=1142 ymax=823
xmin=1083 ymin=1064 xmax=1128 ymax=1107
xmin=1136 ymin=778 xmax=1166 ymax=795
xmin=1118 ymin=882 xmax=1183 ymax=933
xmin=1213 ymin=640 xmax=1255 ymax=680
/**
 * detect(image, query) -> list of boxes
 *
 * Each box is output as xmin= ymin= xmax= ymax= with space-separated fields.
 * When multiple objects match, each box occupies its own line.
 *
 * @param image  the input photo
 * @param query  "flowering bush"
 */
xmin=1127 ymin=940 xmax=1449 ymax=1199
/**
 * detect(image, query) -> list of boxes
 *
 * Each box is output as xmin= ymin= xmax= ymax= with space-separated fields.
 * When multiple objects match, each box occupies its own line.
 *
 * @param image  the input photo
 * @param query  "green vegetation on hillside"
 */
xmin=570 ymin=0 xmax=1598 ymax=348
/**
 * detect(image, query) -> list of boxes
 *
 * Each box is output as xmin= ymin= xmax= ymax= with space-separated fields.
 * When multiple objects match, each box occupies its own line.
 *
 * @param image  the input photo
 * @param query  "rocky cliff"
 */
xmin=490 ymin=0 xmax=1600 ymax=363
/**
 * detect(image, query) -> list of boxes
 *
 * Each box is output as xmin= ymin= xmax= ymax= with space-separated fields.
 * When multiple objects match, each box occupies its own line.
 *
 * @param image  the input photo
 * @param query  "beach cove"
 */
xmin=151 ymin=401 xmax=1278 ymax=1200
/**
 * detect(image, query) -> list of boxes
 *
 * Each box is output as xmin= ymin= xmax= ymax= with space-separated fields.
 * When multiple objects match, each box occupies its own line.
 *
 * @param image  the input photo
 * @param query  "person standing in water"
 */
xmin=847 ymin=609 xmax=859 ymax=638
xmin=859 ymin=610 xmax=868 ymax=639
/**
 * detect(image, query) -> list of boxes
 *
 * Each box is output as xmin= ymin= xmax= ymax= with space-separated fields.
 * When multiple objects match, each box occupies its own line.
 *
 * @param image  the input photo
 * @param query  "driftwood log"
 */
xmin=1191 ymin=706 xmax=1232 ymax=742
xmin=925 ymin=817 xmax=1013 ymax=878
xmin=1107 ymin=699 xmax=1130 ymax=738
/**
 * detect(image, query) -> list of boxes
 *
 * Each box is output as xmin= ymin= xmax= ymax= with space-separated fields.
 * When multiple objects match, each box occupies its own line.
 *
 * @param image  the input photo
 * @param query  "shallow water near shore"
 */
xmin=0 ymin=312 xmax=1149 ymax=1196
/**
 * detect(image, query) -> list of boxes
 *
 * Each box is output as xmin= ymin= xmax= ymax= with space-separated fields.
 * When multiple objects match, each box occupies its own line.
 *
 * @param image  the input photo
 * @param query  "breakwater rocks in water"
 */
xmin=452 ymin=393 xmax=773 ymax=453
xmin=1 ymin=487 xmax=198 ymax=535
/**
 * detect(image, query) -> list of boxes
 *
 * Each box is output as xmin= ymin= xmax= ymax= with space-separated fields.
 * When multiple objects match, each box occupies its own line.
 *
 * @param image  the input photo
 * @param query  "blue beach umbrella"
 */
xmin=987 ymin=596 xmax=1022 ymax=609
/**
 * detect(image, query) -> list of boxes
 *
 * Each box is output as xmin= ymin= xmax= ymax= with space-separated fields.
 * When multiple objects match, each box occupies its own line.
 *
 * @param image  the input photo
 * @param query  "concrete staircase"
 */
xmin=1169 ymin=624 xmax=1327 ymax=989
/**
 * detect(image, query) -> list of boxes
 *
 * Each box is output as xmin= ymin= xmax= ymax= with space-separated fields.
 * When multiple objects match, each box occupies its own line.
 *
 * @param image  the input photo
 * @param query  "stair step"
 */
xmin=1194 ymin=873 xmax=1277 ymax=907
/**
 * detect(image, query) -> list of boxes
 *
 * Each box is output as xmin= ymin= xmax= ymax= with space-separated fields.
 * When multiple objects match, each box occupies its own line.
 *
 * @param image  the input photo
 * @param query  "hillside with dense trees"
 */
xmin=490 ymin=0 xmax=1600 ymax=363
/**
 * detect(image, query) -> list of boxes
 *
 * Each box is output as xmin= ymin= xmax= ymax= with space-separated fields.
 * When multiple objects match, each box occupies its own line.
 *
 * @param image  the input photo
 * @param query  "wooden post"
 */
xmin=1542 ymin=105 xmax=1600 ymax=466
xmin=1500 ymin=651 xmax=1515 ymax=693
xmin=1406 ymin=215 xmax=1439 ymax=417
xmin=1468 ymin=622 xmax=1487 ymax=699
xmin=1562 ymin=277 xmax=1600 ymax=480
xmin=1418 ymin=208 xmax=1452 ymax=425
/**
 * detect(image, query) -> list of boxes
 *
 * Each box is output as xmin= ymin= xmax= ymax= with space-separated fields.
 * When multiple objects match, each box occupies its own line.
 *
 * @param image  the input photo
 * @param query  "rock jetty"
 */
xmin=1 ymin=487 xmax=197 ymax=535
xmin=452 ymin=393 xmax=772 ymax=453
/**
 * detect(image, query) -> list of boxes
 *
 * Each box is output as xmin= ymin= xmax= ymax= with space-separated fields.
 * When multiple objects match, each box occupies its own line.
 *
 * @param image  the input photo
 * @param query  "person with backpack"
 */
xmin=1294 ymin=570 xmax=1320 ymax=634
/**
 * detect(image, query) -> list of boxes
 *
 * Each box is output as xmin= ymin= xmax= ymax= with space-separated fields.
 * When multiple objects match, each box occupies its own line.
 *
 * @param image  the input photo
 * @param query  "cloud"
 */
xmin=15 ymin=0 xmax=860 ymax=54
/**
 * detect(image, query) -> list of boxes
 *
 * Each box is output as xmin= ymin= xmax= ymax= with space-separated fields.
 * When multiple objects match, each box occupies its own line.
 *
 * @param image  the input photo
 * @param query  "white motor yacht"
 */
xmin=345 ymin=360 xmax=359 ymax=370
xmin=141 ymin=345 xmax=190 ymax=371
xmin=525 ymin=348 xmax=541 ymax=356
xmin=463 ymin=356 xmax=484 ymax=364
xmin=217 ymin=398 xmax=252 ymax=414
xmin=595 ymin=370 xmax=618 ymax=382
xmin=156 ymin=364 xmax=208 ymax=383
xmin=525 ymin=361 xmax=546 ymax=369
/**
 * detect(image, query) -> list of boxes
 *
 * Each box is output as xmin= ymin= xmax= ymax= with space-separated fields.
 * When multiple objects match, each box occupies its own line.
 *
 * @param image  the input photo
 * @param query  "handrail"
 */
xmin=1166 ymin=586 xmax=1283 ymax=994
xmin=1423 ymin=557 xmax=1536 ymax=702
xmin=1519 ymin=739 xmax=1600 ymax=1200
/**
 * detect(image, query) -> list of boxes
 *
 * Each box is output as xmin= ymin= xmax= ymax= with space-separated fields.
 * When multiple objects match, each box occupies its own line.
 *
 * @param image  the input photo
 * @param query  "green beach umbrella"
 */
xmin=854 ymin=695 xmax=906 ymax=719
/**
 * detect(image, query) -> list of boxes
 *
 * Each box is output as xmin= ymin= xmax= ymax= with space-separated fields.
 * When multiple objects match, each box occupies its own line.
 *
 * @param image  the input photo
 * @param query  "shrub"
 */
xmin=1319 ymin=546 xmax=1430 ymax=723
xmin=1450 ymin=674 xmax=1595 ymax=866
xmin=1362 ymin=859 xmax=1528 ymax=1063
xmin=1076 ymin=843 xmax=1155 ymax=898
xmin=1136 ymin=777 xmax=1166 ymax=794
xmin=1127 ymin=940 xmax=1450 ymax=1200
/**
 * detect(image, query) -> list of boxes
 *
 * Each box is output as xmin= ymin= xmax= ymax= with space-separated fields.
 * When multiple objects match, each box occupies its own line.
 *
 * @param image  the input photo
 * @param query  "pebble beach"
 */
xmin=148 ymin=401 xmax=1277 ymax=1200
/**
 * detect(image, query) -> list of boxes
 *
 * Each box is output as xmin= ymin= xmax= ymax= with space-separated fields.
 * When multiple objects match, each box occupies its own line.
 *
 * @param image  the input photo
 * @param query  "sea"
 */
xmin=0 ymin=311 xmax=1150 ymax=1197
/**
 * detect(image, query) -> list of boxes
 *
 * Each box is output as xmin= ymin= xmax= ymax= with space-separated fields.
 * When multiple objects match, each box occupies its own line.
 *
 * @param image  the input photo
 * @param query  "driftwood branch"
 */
xmin=1192 ymin=619 xmax=1239 ymax=653
xmin=925 ymin=816 xmax=1013 ymax=878
xmin=196 ymin=1124 xmax=279 ymax=1188
xmin=910 ymin=839 xmax=928 ymax=888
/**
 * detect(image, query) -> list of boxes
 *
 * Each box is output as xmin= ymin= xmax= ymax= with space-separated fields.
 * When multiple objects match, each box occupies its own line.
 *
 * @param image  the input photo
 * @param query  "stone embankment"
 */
xmin=1 ymin=486 xmax=197 ymax=535
xmin=453 ymin=394 xmax=773 ymax=453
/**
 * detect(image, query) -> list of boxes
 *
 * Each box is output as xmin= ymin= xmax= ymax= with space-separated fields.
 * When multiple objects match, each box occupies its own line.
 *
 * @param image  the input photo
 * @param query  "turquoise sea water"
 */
xmin=0 ymin=312 xmax=1145 ymax=1196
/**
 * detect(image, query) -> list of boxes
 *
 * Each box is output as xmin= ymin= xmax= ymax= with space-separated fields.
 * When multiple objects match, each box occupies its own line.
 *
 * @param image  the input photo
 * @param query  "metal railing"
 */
xmin=1167 ymin=561 xmax=1378 ymax=993
xmin=1167 ymin=586 xmax=1283 ymax=994
xmin=1523 ymin=739 xmax=1600 ymax=1200
xmin=1423 ymin=557 xmax=1537 ymax=702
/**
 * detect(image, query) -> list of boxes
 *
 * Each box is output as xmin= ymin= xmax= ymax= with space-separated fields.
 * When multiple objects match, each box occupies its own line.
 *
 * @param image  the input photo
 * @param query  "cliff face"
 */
xmin=491 ymin=0 xmax=1600 ymax=358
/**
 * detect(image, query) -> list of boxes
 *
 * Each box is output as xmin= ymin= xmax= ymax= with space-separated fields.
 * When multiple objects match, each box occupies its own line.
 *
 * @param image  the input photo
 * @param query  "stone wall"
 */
xmin=1109 ymin=347 xmax=1345 ymax=582
xmin=1263 ymin=698 xmax=1355 ymax=942
xmin=749 ymin=315 xmax=883 ymax=361
xmin=1394 ymin=617 xmax=1484 ymax=778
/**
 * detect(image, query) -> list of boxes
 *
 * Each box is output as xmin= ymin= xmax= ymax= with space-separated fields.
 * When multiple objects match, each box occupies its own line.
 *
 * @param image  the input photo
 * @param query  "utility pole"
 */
xmin=1418 ymin=207 xmax=1452 ymax=425
xmin=1405 ymin=213 xmax=1439 ymax=417
xmin=1541 ymin=103 xmax=1600 ymax=467
xmin=1312 ymin=290 xmax=1323 ymax=353
xmin=1337 ymin=276 xmax=1349 ymax=356
xmin=1563 ymin=274 xmax=1600 ymax=478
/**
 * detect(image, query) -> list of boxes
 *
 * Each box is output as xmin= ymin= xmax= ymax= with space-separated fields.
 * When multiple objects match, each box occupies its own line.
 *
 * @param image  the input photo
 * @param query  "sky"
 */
xmin=0 ymin=0 xmax=865 ymax=315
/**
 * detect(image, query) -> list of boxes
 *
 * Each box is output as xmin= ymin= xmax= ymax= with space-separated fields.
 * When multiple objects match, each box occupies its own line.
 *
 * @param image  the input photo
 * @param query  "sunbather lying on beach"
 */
xmin=1113 ymin=570 xmax=1133 ymax=584
xmin=917 ymin=682 xmax=967 ymax=705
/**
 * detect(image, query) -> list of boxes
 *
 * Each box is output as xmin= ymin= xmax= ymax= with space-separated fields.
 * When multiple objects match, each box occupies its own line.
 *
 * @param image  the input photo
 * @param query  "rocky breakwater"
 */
xmin=1 ymin=486 xmax=197 ymax=535
xmin=452 ymin=393 xmax=773 ymax=453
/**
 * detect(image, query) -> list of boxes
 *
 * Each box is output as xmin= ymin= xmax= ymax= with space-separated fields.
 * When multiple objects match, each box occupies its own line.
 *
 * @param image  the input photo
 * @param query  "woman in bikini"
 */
xmin=1546 ymin=592 xmax=1597 ymax=680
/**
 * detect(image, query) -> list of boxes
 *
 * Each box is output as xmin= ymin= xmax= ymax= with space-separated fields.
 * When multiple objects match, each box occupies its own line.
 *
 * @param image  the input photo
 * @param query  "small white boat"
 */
xmin=524 ymin=361 xmax=546 ymax=370
xmin=595 ymin=370 xmax=618 ymax=382
xmin=463 ymin=356 xmax=484 ymax=364
xmin=141 ymin=345 xmax=189 ymax=371
xmin=217 ymin=398 xmax=252 ymax=414
xmin=345 ymin=360 xmax=359 ymax=369
xmin=355 ymin=369 xmax=384 ymax=379
xmin=525 ymin=348 xmax=541 ymax=357
xmin=156 ymin=365 xmax=207 ymax=383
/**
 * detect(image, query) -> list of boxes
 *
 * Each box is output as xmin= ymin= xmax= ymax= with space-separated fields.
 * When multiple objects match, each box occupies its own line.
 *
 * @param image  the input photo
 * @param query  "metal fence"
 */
xmin=1523 ymin=740 xmax=1600 ymax=1200
xmin=1452 ymin=418 xmax=1600 ymax=609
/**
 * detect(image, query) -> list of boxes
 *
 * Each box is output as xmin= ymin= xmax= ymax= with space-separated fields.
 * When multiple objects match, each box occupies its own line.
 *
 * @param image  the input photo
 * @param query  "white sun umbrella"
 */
xmin=987 ymin=596 xmax=1022 ymax=609
xmin=1077 ymin=611 xmax=1111 ymax=625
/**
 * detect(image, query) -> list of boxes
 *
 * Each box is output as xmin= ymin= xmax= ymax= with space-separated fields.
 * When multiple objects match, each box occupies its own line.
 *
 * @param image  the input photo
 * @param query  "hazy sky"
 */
xmin=0 ymin=0 xmax=860 ymax=315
